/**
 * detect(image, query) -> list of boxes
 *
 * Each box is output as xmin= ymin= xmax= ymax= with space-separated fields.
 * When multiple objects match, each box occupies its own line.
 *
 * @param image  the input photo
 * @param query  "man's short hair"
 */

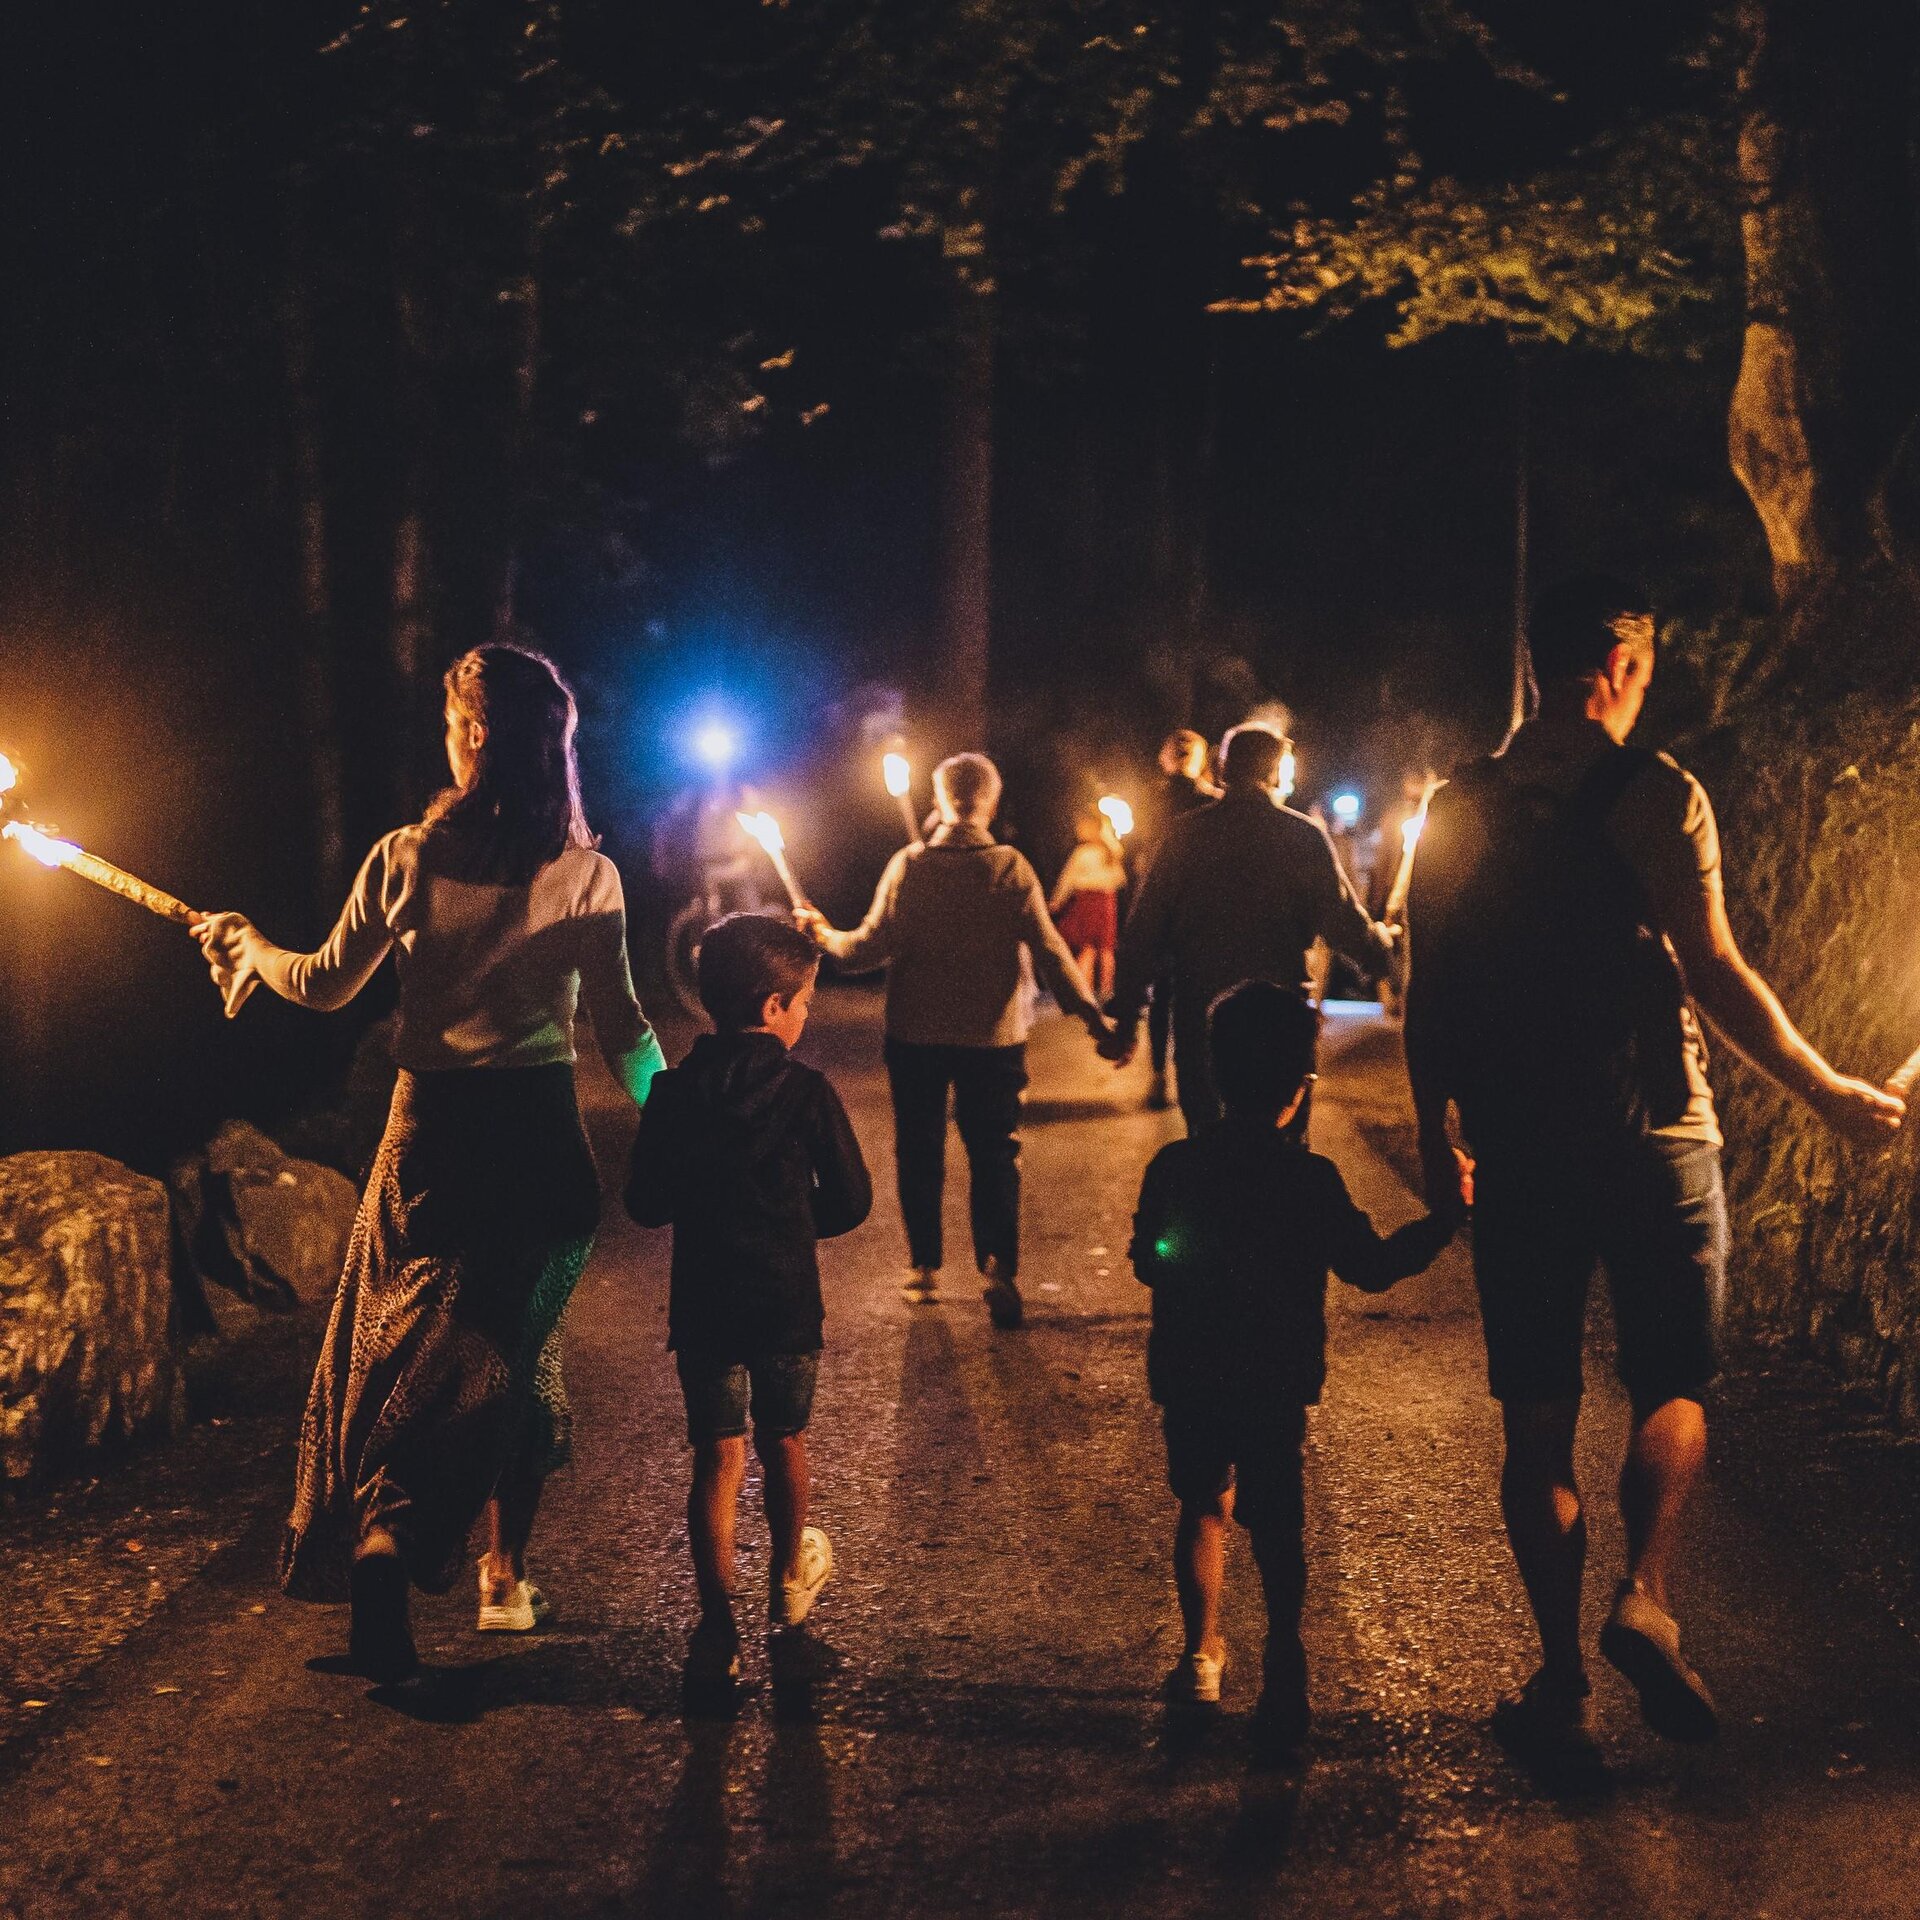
xmin=1527 ymin=574 xmax=1654 ymax=685
xmin=1219 ymin=724 xmax=1288 ymax=790
xmin=697 ymin=912 xmax=821 ymax=1030
xmin=934 ymin=752 xmax=1002 ymax=821
xmin=1208 ymin=980 xmax=1319 ymax=1115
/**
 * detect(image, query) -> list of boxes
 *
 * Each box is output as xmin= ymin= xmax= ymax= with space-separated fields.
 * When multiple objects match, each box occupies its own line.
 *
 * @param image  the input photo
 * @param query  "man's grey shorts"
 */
xmin=1470 ymin=1135 xmax=1727 ymax=1409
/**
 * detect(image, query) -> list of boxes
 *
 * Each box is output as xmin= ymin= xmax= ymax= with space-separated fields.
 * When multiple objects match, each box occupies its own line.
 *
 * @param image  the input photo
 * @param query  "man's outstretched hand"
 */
xmin=1811 ymin=1072 xmax=1906 ymax=1147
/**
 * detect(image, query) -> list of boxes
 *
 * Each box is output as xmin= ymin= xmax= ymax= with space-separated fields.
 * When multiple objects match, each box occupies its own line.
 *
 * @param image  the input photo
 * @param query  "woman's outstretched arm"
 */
xmin=194 ymin=837 xmax=397 ymax=1018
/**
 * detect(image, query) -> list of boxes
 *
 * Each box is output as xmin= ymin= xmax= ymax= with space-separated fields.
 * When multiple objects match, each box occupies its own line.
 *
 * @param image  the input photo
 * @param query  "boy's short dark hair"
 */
xmin=1208 ymin=981 xmax=1319 ymax=1114
xmin=697 ymin=913 xmax=821 ymax=1030
xmin=1528 ymin=574 xmax=1654 ymax=685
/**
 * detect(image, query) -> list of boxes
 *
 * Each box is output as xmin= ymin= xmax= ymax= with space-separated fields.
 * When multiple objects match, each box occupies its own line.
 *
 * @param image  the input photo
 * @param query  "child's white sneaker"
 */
xmin=1166 ymin=1646 xmax=1225 ymax=1705
xmin=902 ymin=1267 xmax=941 ymax=1305
xmin=476 ymin=1562 xmax=550 ymax=1633
xmin=772 ymin=1526 xmax=834 ymax=1627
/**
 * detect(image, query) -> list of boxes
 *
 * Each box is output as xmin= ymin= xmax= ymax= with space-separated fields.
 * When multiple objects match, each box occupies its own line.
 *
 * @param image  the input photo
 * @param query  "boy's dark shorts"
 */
xmin=1471 ymin=1135 xmax=1727 ymax=1409
xmin=1161 ymin=1400 xmax=1308 ymax=1537
xmin=675 ymin=1350 xmax=819 ymax=1445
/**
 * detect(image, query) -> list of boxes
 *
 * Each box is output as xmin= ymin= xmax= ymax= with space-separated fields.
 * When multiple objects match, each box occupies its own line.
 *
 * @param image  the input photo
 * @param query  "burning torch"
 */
xmin=1 ymin=752 xmax=203 ymax=929
xmin=737 ymin=809 xmax=812 ymax=913
xmin=1383 ymin=779 xmax=1438 ymax=925
xmin=883 ymin=753 xmax=924 ymax=848
xmin=1096 ymin=794 xmax=1134 ymax=842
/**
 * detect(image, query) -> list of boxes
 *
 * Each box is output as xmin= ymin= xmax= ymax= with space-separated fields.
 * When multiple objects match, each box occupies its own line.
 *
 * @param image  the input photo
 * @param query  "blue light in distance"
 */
xmin=687 ymin=717 xmax=741 ymax=775
xmin=1330 ymin=790 xmax=1362 ymax=826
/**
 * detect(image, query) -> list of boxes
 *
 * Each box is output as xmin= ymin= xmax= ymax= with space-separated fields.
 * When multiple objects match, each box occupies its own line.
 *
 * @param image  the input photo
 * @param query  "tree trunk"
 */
xmin=1729 ymin=0 xmax=1920 ymax=632
xmin=389 ymin=176 xmax=438 ymax=817
xmin=935 ymin=257 xmax=995 ymax=753
xmin=280 ymin=218 xmax=350 ymax=910
xmin=492 ymin=265 xmax=541 ymax=645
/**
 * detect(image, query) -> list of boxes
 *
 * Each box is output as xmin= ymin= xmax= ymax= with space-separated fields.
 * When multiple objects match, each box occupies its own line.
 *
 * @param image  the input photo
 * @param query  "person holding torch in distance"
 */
xmin=796 ymin=752 xmax=1113 ymax=1327
xmin=1404 ymin=576 xmax=1905 ymax=1766
xmin=194 ymin=644 xmax=665 ymax=1683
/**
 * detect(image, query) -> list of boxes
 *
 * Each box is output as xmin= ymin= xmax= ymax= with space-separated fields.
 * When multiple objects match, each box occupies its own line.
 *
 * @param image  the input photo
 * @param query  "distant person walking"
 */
xmin=1104 ymin=724 xmax=1391 ymax=1135
xmin=1405 ymin=575 xmax=1904 ymax=1762
xmin=798 ymin=753 xmax=1111 ymax=1328
xmin=195 ymin=645 xmax=664 ymax=1683
xmin=1050 ymin=806 xmax=1128 ymax=1002
xmin=1141 ymin=729 xmax=1220 ymax=1110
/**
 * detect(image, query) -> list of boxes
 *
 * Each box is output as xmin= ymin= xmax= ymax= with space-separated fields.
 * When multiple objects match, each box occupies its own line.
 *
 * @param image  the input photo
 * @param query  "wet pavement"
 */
xmin=7 ymin=987 xmax=1920 ymax=1918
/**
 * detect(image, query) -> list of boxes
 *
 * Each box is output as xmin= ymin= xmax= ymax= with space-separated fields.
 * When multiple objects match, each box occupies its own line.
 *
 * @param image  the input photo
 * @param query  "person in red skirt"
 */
xmin=1050 ymin=805 xmax=1128 ymax=1002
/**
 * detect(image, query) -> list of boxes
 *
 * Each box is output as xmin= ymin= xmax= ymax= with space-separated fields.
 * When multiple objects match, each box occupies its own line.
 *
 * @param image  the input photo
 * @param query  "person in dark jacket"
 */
xmin=626 ymin=913 xmax=872 ymax=1680
xmin=1142 ymin=728 xmax=1219 ymax=1110
xmin=1105 ymin=724 xmax=1394 ymax=1136
xmin=1131 ymin=982 xmax=1451 ymax=1763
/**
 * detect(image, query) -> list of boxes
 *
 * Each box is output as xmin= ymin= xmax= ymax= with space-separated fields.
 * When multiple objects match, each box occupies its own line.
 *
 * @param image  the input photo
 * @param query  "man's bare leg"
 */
xmin=1500 ymin=1398 xmax=1587 ymax=1682
xmin=1619 ymin=1396 xmax=1706 ymax=1613
xmin=755 ymin=1431 xmax=810 ymax=1585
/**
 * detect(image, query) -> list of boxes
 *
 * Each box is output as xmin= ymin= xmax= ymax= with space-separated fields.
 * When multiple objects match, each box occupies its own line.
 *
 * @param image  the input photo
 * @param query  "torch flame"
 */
xmin=1097 ymin=794 xmax=1134 ymax=839
xmin=883 ymin=753 xmax=912 ymax=799
xmin=737 ymin=809 xmax=786 ymax=856
xmin=1401 ymin=809 xmax=1426 ymax=855
xmin=3 ymin=820 xmax=81 ymax=869
xmin=0 ymin=752 xmax=18 ymax=799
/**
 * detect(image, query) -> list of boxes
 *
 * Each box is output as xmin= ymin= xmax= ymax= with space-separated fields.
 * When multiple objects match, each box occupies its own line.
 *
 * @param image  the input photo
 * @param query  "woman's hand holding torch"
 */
xmin=192 ymin=911 xmax=268 ymax=1019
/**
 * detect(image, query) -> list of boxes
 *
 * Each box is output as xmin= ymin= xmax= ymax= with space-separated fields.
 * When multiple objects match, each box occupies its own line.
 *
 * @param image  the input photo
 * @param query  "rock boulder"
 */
xmin=171 ymin=1121 xmax=357 ymax=1327
xmin=0 ymin=1151 xmax=183 ymax=1489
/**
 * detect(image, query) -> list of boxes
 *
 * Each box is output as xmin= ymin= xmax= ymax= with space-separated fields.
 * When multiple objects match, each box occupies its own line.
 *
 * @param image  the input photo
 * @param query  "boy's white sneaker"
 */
xmin=476 ymin=1563 xmax=550 ymax=1633
xmin=1166 ymin=1646 xmax=1225 ymax=1705
xmin=902 ymin=1267 xmax=941 ymax=1306
xmin=772 ymin=1526 xmax=834 ymax=1627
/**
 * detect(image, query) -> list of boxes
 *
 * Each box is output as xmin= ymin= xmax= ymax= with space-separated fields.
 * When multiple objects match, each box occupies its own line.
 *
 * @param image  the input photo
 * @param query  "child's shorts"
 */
xmin=675 ymin=1349 xmax=819 ymax=1445
xmin=1161 ymin=1401 xmax=1307 ymax=1537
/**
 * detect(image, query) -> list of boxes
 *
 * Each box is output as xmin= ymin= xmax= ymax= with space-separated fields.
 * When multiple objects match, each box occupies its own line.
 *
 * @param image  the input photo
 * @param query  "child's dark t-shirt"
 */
xmin=1129 ymin=1119 xmax=1449 ymax=1409
xmin=625 ymin=1031 xmax=872 ymax=1359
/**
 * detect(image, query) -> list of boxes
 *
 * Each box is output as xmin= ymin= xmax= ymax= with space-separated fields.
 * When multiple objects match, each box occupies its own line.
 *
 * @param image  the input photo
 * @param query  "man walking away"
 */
xmin=1405 ymin=574 xmax=1903 ymax=1763
xmin=1105 ymin=724 xmax=1393 ymax=1135
xmin=799 ymin=753 xmax=1111 ymax=1329
xmin=1142 ymin=729 xmax=1220 ymax=1110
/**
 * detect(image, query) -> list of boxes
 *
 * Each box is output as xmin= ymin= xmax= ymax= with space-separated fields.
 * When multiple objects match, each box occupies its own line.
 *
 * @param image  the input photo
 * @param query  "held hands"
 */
xmin=1095 ymin=1013 xmax=1137 ymax=1067
xmin=191 ymin=911 xmax=265 ymax=1020
xmin=1418 ymin=1126 xmax=1474 ymax=1225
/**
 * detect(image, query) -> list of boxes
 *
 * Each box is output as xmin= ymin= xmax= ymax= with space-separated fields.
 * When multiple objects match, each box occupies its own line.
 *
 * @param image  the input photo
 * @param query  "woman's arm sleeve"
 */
xmin=576 ymin=864 xmax=662 ymax=1104
xmin=258 ymin=840 xmax=396 ymax=1012
xmin=1019 ymin=865 xmax=1102 ymax=1021
xmin=816 ymin=852 xmax=907 ymax=972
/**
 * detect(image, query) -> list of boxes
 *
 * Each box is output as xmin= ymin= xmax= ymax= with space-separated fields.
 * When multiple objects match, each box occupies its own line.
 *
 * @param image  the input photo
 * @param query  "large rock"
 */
xmin=171 ymin=1122 xmax=357 ymax=1328
xmin=0 ymin=1151 xmax=183 ymax=1489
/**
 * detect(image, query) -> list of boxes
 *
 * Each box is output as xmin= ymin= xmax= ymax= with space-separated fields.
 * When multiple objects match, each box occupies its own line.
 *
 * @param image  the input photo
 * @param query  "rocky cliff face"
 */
xmin=0 ymin=1151 xmax=183 ymax=1489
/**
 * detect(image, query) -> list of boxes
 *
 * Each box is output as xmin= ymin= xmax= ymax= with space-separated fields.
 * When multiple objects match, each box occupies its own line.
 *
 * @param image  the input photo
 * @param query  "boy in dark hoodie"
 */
xmin=1130 ymin=981 xmax=1452 ymax=1763
xmin=626 ymin=913 xmax=872 ymax=1679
